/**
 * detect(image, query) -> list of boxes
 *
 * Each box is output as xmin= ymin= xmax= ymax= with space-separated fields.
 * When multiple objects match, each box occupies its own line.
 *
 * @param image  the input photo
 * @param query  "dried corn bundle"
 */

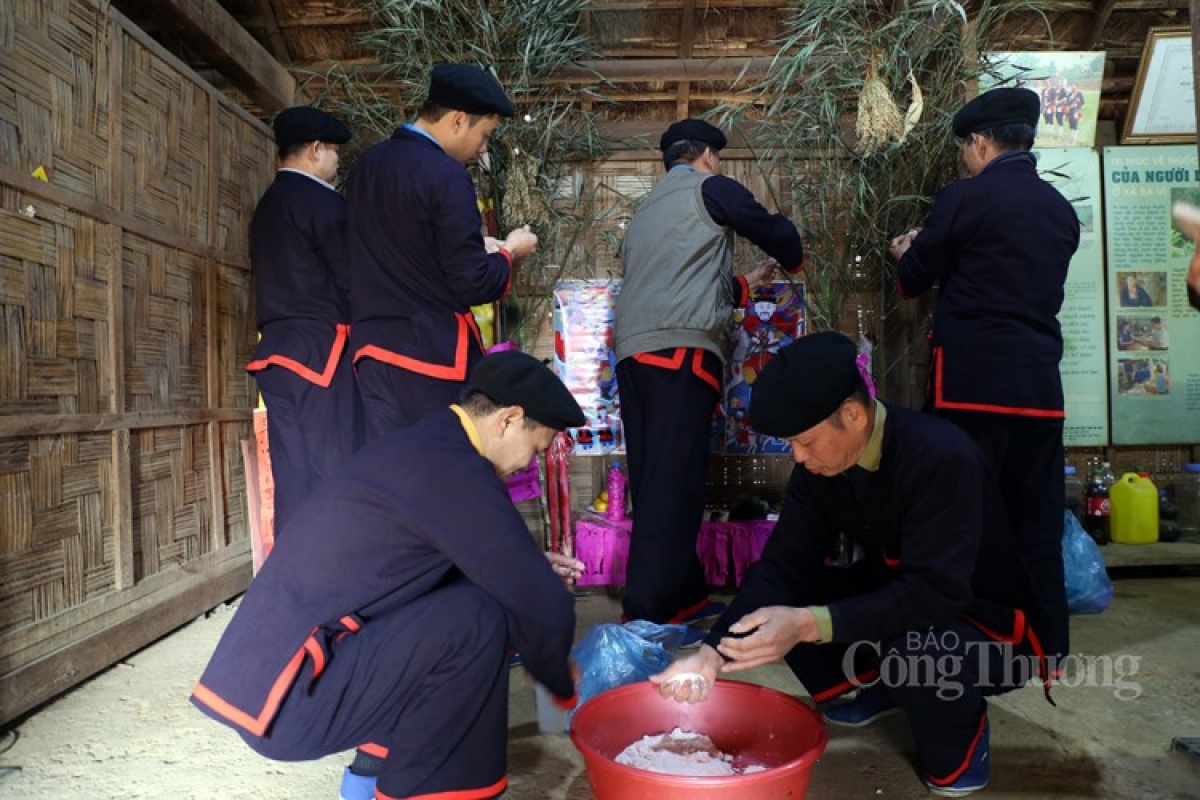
xmin=855 ymin=57 xmax=904 ymax=157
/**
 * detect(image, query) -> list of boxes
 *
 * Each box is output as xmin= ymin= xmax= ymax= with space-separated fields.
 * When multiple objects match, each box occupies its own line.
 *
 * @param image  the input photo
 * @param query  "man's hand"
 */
xmin=649 ymin=645 xmax=723 ymax=704
xmin=745 ymin=260 xmax=778 ymax=291
xmin=502 ymin=224 xmax=538 ymax=262
xmin=716 ymin=607 xmax=819 ymax=672
xmin=545 ymin=551 xmax=584 ymax=586
xmin=483 ymin=236 xmax=503 ymax=254
xmin=887 ymin=228 xmax=920 ymax=263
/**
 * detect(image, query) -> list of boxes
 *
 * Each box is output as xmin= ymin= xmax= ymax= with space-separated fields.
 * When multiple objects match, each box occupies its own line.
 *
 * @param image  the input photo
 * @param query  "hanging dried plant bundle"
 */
xmin=502 ymin=148 xmax=549 ymax=230
xmin=856 ymin=56 xmax=905 ymax=156
xmin=903 ymin=71 xmax=924 ymax=139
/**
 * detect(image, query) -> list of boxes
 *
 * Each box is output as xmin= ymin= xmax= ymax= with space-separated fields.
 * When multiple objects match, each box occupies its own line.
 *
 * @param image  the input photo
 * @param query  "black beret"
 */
xmin=272 ymin=106 xmax=351 ymax=150
xmin=428 ymin=63 xmax=515 ymax=117
xmin=749 ymin=332 xmax=861 ymax=438
xmin=659 ymin=119 xmax=727 ymax=152
xmin=952 ymin=87 xmax=1040 ymax=138
xmin=467 ymin=351 xmax=585 ymax=430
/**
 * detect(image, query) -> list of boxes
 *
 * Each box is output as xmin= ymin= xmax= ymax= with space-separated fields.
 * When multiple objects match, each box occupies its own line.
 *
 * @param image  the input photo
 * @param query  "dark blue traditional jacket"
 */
xmin=191 ymin=408 xmax=576 ymax=737
xmin=346 ymin=127 xmax=512 ymax=382
xmin=896 ymin=151 xmax=1080 ymax=417
xmin=247 ymin=170 xmax=352 ymax=384
xmin=712 ymin=406 xmax=1040 ymax=646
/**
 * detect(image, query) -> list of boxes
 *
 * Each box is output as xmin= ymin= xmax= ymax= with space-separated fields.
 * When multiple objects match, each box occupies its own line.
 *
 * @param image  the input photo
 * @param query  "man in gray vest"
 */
xmin=614 ymin=119 xmax=805 ymax=630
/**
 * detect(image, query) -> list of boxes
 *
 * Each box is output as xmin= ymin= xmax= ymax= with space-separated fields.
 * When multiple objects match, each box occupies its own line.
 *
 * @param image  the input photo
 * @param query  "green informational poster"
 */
xmin=1102 ymin=145 xmax=1200 ymax=445
xmin=1038 ymin=148 xmax=1109 ymax=446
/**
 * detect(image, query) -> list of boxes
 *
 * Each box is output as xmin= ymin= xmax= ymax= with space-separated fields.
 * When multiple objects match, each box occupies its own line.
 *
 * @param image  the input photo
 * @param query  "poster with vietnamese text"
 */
xmin=1102 ymin=145 xmax=1200 ymax=444
xmin=1038 ymin=148 xmax=1109 ymax=445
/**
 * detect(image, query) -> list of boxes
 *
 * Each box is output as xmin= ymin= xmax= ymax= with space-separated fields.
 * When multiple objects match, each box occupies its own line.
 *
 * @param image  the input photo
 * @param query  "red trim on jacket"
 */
xmin=811 ymin=670 xmax=880 ymax=703
xmin=734 ymin=275 xmax=750 ymax=307
xmin=925 ymin=712 xmax=987 ymax=787
xmin=691 ymin=349 xmax=722 ymax=393
xmin=377 ymin=775 xmax=508 ymax=800
xmin=882 ymin=551 xmax=901 ymax=568
xmin=357 ymin=742 xmax=389 ymax=759
xmin=962 ymin=608 xmax=1026 ymax=645
xmin=191 ymin=645 xmax=309 ymax=737
xmin=497 ymin=249 xmax=514 ymax=297
xmin=932 ymin=347 xmax=1065 ymax=418
xmin=632 ymin=348 xmax=687 ymax=370
xmin=667 ymin=596 xmax=713 ymax=625
xmin=632 ymin=348 xmax=721 ymax=393
xmin=246 ymin=323 xmax=350 ymax=387
xmin=353 ymin=313 xmax=480 ymax=380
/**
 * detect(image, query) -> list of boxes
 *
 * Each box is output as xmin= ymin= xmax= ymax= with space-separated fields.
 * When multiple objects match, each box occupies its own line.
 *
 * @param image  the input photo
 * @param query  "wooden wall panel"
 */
xmin=0 ymin=0 xmax=267 ymax=724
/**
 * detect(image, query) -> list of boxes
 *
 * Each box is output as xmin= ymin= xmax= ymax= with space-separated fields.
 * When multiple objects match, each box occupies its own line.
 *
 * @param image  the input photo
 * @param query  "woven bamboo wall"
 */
xmin=0 ymin=0 xmax=271 ymax=724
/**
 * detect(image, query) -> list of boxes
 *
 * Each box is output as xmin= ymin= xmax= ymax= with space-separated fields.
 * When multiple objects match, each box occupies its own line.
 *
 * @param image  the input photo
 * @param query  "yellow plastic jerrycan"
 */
xmin=1109 ymin=472 xmax=1159 ymax=545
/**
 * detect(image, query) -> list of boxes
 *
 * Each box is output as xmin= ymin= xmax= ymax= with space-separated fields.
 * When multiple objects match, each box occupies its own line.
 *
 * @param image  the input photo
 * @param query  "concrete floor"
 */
xmin=2 ymin=569 xmax=1198 ymax=798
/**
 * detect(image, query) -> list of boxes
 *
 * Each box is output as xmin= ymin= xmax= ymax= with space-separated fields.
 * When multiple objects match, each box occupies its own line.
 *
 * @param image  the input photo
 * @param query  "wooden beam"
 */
xmin=248 ymin=0 xmax=292 ymax=63
xmin=1087 ymin=0 xmax=1119 ymax=48
xmin=677 ymin=0 xmax=697 ymax=118
xmin=116 ymin=0 xmax=295 ymax=112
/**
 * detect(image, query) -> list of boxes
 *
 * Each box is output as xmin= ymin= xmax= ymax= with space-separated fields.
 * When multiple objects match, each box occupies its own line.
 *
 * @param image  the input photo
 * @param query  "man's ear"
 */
xmin=841 ymin=398 xmax=867 ymax=431
xmin=497 ymin=405 xmax=526 ymax=433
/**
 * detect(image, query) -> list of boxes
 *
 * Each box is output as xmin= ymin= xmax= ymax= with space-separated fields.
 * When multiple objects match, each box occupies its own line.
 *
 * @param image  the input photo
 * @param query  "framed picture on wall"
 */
xmin=1122 ymin=27 xmax=1196 ymax=144
xmin=982 ymin=51 xmax=1106 ymax=148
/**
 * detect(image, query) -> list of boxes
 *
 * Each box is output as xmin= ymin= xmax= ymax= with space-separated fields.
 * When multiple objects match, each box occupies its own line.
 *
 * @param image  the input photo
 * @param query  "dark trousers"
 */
xmin=617 ymin=355 xmax=720 ymax=623
xmin=256 ymin=359 xmax=364 ymax=535
xmin=242 ymin=582 xmax=510 ymax=799
xmin=356 ymin=359 xmax=467 ymax=441
xmin=937 ymin=411 xmax=1069 ymax=661
xmin=783 ymin=566 xmax=1037 ymax=781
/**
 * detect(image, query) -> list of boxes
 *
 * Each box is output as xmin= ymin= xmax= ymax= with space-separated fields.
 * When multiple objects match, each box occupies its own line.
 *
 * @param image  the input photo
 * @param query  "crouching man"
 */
xmin=191 ymin=350 xmax=585 ymax=800
xmin=652 ymin=332 xmax=1053 ymax=797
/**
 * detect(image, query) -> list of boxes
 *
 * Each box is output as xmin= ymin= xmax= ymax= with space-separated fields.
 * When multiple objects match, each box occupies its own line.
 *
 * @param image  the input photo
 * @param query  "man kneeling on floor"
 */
xmin=191 ymin=350 xmax=585 ymax=800
xmin=652 ymin=332 xmax=1054 ymax=797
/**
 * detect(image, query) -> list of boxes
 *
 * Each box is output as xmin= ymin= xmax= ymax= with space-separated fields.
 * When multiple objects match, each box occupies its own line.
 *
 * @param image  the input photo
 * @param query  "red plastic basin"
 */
xmin=570 ymin=679 xmax=827 ymax=799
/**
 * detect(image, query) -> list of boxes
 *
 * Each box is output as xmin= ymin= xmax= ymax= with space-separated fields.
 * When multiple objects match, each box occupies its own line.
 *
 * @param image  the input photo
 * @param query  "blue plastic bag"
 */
xmin=1062 ymin=510 xmax=1113 ymax=614
xmin=570 ymin=620 xmax=688 ymax=716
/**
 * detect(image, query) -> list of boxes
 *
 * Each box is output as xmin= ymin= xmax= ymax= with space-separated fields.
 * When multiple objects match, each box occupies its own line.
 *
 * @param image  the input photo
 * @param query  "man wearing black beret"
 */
xmin=887 ymin=87 xmax=1079 ymax=684
xmin=653 ymin=332 xmax=1052 ymax=797
xmin=346 ymin=63 xmax=539 ymax=439
xmin=192 ymin=350 xmax=587 ymax=800
xmin=613 ymin=118 xmax=806 ymax=633
xmin=246 ymin=105 xmax=362 ymax=534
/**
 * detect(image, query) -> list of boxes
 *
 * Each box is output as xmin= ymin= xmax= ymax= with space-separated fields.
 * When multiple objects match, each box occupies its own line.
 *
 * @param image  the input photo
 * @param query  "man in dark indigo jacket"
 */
xmin=654 ymin=333 xmax=1048 ymax=797
xmin=346 ymin=64 xmax=539 ymax=439
xmin=192 ymin=351 xmax=585 ymax=800
xmin=247 ymin=106 xmax=362 ymax=533
xmin=888 ymin=87 xmax=1079 ymax=671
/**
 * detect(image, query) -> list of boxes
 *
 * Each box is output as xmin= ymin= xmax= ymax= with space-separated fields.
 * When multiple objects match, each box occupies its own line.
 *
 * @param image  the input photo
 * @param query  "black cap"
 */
xmin=952 ymin=87 xmax=1040 ymax=138
xmin=467 ymin=351 xmax=585 ymax=430
xmin=659 ymin=119 xmax=727 ymax=152
xmin=749 ymin=332 xmax=862 ymax=438
xmin=272 ymin=106 xmax=351 ymax=151
xmin=428 ymin=63 xmax=515 ymax=117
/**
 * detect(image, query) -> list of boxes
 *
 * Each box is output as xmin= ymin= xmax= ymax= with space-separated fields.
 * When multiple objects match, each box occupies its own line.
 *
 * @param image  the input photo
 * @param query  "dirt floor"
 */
xmin=1 ymin=571 xmax=1199 ymax=799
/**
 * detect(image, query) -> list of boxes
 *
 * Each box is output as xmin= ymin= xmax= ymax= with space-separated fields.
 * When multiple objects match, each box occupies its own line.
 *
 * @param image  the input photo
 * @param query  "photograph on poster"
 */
xmin=1115 ymin=270 xmax=1166 ymax=307
xmin=982 ymin=51 xmax=1105 ymax=147
xmin=1123 ymin=27 xmax=1196 ymax=144
xmin=1115 ymin=315 xmax=1170 ymax=351
xmin=1117 ymin=357 xmax=1171 ymax=396
xmin=1170 ymin=186 xmax=1200 ymax=257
